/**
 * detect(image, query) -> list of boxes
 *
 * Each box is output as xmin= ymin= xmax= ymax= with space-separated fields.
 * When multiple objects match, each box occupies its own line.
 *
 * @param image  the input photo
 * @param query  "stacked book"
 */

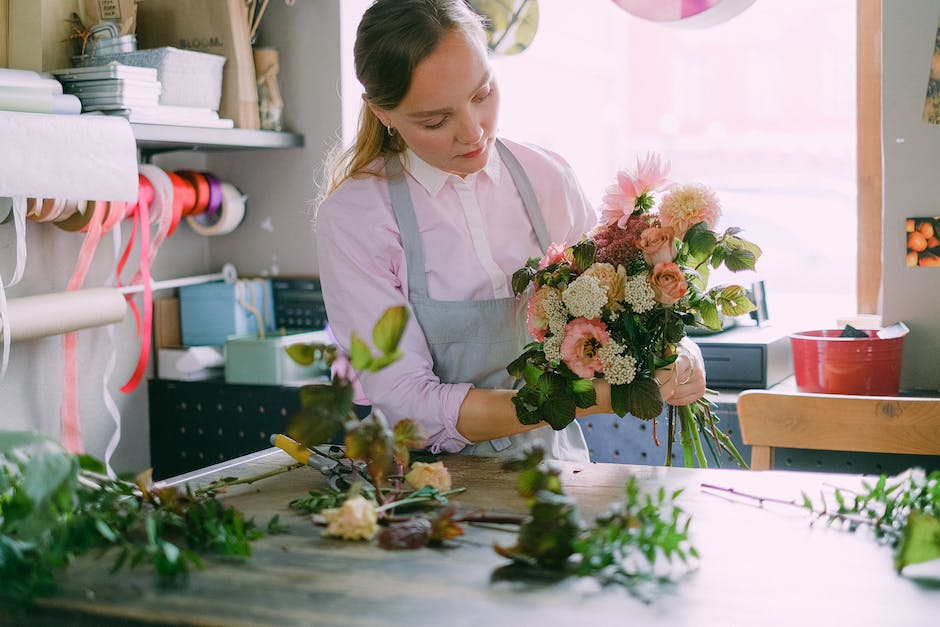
xmin=0 ymin=68 xmax=82 ymax=114
xmin=50 ymin=62 xmax=234 ymax=129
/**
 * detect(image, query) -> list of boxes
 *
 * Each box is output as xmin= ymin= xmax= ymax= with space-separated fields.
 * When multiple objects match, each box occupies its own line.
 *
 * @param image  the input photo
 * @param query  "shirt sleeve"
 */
xmin=314 ymin=181 xmax=472 ymax=454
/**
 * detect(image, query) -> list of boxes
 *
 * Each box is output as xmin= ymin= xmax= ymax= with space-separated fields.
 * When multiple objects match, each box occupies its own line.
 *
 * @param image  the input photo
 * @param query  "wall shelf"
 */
xmin=133 ymin=124 xmax=304 ymax=157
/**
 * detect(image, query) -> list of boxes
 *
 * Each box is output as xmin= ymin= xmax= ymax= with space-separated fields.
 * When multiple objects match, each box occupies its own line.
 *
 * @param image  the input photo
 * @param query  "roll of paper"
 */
xmin=0 ymin=288 xmax=127 ymax=342
xmin=0 ymin=111 xmax=138 ymax=201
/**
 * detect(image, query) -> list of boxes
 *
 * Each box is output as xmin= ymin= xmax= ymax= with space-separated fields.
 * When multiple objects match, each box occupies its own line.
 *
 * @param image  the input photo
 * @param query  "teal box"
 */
xmin=224 ymin=330 xmax=332 ymax=385
xmin=180 ymin=280 xmax=275 ymax=347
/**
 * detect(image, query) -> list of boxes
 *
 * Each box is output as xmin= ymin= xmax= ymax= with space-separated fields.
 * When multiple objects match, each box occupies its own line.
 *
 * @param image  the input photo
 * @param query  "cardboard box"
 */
xmin=7 ymin=0 xmax=80 ymax=71
xmin=153 ymin=297 xmax=181 ymax=348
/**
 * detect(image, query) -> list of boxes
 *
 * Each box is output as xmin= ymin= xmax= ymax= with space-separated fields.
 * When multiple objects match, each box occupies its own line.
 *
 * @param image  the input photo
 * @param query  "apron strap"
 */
xmin=495 ymin=139 xmax=552 ymax=253
xmin=386 ymin=153 xmax=430 ymax=299
xmin=387 ymin=140 xmax=552 ymax=298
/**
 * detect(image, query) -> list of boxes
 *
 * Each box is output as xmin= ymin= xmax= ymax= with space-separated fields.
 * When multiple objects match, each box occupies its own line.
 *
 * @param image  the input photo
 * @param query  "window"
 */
xmin=491 ymin=0 xmax=859 ymax=327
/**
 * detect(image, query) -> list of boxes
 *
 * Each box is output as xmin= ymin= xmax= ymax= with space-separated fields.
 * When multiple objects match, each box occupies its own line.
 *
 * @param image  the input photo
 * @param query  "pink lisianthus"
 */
xmin=560 ymin=318 xmax=610 ymax=379
xmin=658 ymin=182 xmax=721 ymax=240
xmin=526 ymin=285 xmax=559 ymax=341
xmin=600 ymin=152 xmax=673 ymax=227
xmin=637 ymin=225 xmax=677 ymax=266
xmin=538 ymin=242 xmax=571 ymax=270
xmin=649 ymin=261 xmax=688 ymax=305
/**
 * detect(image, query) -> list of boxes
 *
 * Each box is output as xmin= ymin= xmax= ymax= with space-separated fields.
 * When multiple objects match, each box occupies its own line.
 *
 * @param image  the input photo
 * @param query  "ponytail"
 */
xmin=326 ymin=102 xmax=404 ymax=194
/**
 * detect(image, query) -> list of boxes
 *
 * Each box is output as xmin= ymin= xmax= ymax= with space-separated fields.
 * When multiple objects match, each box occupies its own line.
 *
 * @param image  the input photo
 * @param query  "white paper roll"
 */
xmin=0 ymin=288 xmax=127 ymax=342
xmin=0 ymin=111 xmax=138 ymax=201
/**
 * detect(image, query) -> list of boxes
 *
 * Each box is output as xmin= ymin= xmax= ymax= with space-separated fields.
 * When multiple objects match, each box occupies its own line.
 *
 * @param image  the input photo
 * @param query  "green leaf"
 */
xmin=684 ymin=222 xmax=717 ymax=261
xmin=285 ymin=343 xmax=317 ymax=366
xmin=372 ymin=305 xmax=409 ymax=355
xmin=571 ymin=238 xmax=596 ymax=272
xmin=289 ymin=381 xmax=352 ymax=447
xmin=722 ymin=248 xmax=758 ymax=272
xmin=366 ymin=350 xmax=403 ymax=372
xmin=512 ymin=267 xmax=535 ymax=295
xmin=471 ymin=0 xmax=541 ymax=56
xmin=715 ymin=285 xmax=757 ymax=317
xmin=627 ymin=378 xmax=663 ymax=421
xmin=698 ymin=300 xmax=721 ymax=330
xmin=507 ymin=351 xmax=529 ymax=378
xmin=570 ymin=378 xmax=596 ymax=408
xmin=895 ymin=512 xmax=940 ymax=572
xmin=348 ymin=333 xmax=373 ymax=371
xmin=610 ymin=383 xmax=629 ymax=418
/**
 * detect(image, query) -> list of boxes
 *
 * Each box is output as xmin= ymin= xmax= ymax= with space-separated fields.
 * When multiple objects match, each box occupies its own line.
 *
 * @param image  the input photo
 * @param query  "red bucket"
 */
xmin=789 ymin=329 xmax=905 ymax=396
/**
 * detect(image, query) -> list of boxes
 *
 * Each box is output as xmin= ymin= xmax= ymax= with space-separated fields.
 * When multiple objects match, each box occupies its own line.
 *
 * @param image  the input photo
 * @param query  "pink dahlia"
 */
xmin=600 ymin=152 xmax=673 ymax=227
xmin=658 ymin=182 xmax=721 ymax=240
xmin=560 ymin=317 xmax=610 ymax=379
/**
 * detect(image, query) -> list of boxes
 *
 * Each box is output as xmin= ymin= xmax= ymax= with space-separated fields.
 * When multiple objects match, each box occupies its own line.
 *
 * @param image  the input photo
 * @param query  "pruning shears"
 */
xmin=270 ymin=433 xmax=371 ymax=491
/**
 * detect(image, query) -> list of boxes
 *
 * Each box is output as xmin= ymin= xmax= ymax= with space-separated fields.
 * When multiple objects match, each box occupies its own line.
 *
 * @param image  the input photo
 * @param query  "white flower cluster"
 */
xmin=543 ymin=334 xmax=563 ymax=362
xmin=562 ymin=274 xmax=607 ymax=319
xmin=599 ymin=340 xmax=637 ymax=385
xmin=623 ymin=271 xmax=656 ymax=314
xmin=543 ymin=289 xmax=568 ymax=335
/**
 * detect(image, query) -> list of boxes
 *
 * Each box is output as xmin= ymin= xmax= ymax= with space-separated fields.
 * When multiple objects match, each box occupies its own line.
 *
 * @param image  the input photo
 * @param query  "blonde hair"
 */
xmin=325 ymin=0 xmax=486 ymax=194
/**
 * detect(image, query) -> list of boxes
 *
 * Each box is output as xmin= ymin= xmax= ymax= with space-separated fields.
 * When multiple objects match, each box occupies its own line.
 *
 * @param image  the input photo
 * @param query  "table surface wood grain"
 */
xmin=20 ymin=449 xmax=940 ymax=627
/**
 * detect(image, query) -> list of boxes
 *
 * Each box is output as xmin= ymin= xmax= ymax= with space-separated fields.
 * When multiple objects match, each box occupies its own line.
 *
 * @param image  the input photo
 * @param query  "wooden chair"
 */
xmin=736 ymin=390 xmax=940 ymax=470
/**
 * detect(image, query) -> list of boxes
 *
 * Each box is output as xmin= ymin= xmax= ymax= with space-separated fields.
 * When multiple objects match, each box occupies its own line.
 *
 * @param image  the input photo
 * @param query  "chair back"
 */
xmin=736 ymin=390 xmax=940 ymax=470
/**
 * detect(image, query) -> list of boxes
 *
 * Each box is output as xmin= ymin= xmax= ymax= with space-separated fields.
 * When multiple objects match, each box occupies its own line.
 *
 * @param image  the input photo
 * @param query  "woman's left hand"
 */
xmin=653 ymin=337 xmax=706 ymax=405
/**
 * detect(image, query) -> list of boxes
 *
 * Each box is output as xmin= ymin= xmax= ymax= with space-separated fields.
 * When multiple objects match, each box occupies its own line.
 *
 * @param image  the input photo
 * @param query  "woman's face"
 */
xmin=371 ymin=29 xmax=500 ymax=177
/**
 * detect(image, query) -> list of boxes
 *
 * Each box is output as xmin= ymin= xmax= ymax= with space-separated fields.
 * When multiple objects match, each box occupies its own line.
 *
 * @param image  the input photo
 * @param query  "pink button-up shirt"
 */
xmin=315 ymin=139 xmax=597 ymax=453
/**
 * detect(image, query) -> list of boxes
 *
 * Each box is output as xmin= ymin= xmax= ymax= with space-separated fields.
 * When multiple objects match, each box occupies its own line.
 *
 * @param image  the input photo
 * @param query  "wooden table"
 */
xmin=25 ymin=450 xmax=940 ymax=626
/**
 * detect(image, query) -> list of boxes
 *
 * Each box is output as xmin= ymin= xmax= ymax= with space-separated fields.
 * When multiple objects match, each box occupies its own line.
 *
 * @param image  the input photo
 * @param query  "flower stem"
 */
xmin=375 ymin=487 xmax=467 ymax=514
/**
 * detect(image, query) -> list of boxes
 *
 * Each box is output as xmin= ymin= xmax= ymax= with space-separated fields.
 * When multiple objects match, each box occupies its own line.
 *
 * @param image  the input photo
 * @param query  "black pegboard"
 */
xmin=148 ymin=379 xmax=305 ymax=480
xmin=578 ymin=402 xmax=940 ymax=474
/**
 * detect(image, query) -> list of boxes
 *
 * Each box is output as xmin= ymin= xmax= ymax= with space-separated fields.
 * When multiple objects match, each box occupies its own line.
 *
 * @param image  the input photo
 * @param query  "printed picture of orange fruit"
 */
xmin=917 ymin=221 xmax=935 ymax=239
xmin=908 ymin=231 xmax=928 ymax=252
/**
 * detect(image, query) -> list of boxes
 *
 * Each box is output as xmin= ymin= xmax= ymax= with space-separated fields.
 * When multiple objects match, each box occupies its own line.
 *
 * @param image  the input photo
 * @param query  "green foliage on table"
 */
xmin=574 ymin=480 xmax=697 ymax=585
xmin=815 ymin=468 xmax=940 ymax=572
xmin=495 ymin=446 xmax=698 ymax=585
xmin=0 ymin=431 xmax=268 ymax=609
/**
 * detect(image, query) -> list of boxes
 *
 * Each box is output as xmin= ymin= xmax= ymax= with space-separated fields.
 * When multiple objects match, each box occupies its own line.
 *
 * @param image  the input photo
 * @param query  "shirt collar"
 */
xmin=402 ymin=144 xmax=502 ymax=196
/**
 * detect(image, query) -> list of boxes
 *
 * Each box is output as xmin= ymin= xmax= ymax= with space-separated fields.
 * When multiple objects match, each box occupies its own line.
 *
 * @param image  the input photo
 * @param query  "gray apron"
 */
xmin=386 ymin=140 xmax=589 ymax=462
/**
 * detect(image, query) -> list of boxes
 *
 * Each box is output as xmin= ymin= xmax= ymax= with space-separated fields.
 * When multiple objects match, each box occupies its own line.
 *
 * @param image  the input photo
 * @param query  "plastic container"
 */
xmin=72 ymin=47 xmax=225 ymax=110
xmin=224 ymin=330 xmax=332 ymax=385
xmin=789 ymin=329 xmax=906 ymax=395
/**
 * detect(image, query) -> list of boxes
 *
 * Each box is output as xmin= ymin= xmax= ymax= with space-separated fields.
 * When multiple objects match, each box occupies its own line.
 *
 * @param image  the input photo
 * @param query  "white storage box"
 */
xmin=73 ymin=47 xmax=225 ymax=110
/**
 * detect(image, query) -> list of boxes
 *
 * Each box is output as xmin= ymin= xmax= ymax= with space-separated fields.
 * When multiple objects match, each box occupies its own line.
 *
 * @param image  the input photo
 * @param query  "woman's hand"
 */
xmin=654 ymin=337 xmax=706 ymax=406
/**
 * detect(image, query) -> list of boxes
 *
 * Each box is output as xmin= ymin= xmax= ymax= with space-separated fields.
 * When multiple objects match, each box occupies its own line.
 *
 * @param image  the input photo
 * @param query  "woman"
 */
xmin=315 ymin=0 xmax=705 ymax=461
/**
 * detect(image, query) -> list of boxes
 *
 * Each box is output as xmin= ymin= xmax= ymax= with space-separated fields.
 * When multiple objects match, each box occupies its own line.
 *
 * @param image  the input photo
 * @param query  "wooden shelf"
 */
xmin=132 ymin=124 xmax=304 ymax=156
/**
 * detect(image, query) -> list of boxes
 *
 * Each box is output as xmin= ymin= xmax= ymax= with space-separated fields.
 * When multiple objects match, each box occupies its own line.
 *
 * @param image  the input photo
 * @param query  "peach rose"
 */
xmin=405 ymin=461 xmax=452 ymax=491
xmin=322 ymin=495 xmax=379 ymax=541
xmin=637 ymin=226 xmax=677 ymax=266
xmin=649 ymin=262 xmax=688 ymax=306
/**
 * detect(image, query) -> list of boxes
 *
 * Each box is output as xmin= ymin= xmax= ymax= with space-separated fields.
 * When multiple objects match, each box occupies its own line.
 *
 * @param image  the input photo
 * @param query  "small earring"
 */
xmin=387 ymin=126 xmax=395 ymax=137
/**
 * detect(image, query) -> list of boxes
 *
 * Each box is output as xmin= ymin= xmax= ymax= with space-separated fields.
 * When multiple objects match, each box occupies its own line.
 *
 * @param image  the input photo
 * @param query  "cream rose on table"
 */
xmin=322 ymin=495 xmax=379 ymax=541
xmin=509 ymin=152 xmax=762 ymax=468
xmin=404 ymin=461 xmax=452 ymax=491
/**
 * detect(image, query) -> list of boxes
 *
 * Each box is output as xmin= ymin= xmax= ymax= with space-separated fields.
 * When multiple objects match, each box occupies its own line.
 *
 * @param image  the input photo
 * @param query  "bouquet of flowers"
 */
xmin=508 ymin=153 xmax=761 ymax=467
